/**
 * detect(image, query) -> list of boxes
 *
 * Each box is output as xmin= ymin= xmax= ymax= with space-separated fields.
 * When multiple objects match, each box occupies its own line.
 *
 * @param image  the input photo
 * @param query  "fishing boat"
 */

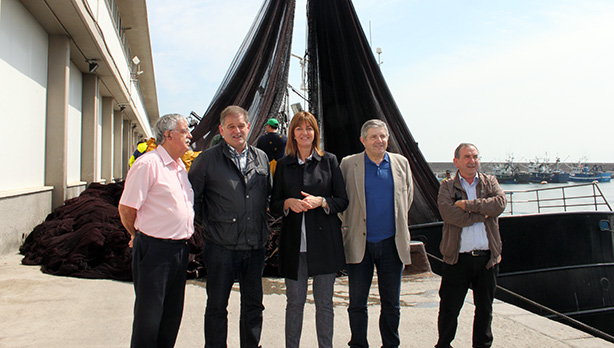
xmin=529 ymin=157 xmax=570 ymax=183
xmin=491 ymin=158 xmax=530 ymax=184
xmin=187 ymin=0 xmax=614 ymax=341
xmin=570 ymin=163 xmax=612 ymax=183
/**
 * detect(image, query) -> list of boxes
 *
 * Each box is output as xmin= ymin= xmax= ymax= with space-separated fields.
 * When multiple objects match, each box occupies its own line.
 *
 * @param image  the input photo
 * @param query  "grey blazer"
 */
xmin=339 ymin=151 xmax=414 ymax=264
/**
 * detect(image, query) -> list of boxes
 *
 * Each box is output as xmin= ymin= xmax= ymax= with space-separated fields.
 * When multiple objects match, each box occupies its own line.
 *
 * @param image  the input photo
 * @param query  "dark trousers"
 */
xmin=347 ymin=237 xmax=404 ymax=348
xmin=131 ymin=232 xmax=190 ymax=348
xmin=435 ymin=253 xmax=499 ymax=348
xmin=203 ymin=242 xmax=265 ymax=348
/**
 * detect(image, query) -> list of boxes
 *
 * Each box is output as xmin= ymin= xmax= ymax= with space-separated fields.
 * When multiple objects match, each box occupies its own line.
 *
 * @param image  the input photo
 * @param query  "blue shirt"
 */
xmin=364 ymin=153 xmax=395 ymax=243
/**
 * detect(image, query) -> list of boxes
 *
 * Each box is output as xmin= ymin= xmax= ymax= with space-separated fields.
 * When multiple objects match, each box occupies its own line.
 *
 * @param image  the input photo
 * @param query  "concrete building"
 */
xmin=0 ymin=0 xmax=158 ymax=255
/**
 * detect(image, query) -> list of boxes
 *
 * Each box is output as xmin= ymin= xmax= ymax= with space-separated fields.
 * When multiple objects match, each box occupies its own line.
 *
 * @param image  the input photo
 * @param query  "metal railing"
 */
xmin=504 ymin=182 xmax=612 ymax=215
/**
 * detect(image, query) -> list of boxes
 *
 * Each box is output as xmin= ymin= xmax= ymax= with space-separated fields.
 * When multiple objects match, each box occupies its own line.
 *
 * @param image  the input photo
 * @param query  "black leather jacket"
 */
xmin=189 ymin=141 xmax=271 ymax=250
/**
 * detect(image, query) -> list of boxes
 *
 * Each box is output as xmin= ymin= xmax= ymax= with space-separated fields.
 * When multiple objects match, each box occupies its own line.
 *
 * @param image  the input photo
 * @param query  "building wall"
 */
xmin=0 ymin=0 xmax=53 ymax=255
xmin=67 ymin=62 xmax=84 ymax=184
xmin=0 ymin=0 xmax=157 ymax=255
xmin=97 ymin=86 xmax=103 ymax=181
xmin=0 ymin=0 xmax=48 ymax=192
xmin=95 ymin=0 xmax=132 ymax=86
xmin=0 ymin=188 xmax=53 ymax=256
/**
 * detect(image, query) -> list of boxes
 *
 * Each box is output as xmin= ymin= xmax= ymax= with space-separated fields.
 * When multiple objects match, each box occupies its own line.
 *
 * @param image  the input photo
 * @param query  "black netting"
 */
xmin=306 ymin=0 xmax=440 ymax=224
xmin=190 ymin=0 xmax=296 ymax=150
xmin=191 ymin=0 xmax=440 ymax=223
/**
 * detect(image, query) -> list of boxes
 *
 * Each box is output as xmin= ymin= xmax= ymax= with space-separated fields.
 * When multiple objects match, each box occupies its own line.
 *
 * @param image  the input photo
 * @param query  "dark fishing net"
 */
xmin=190 ymin=0 xmax=296 ymax=150
xmin=19 ymin=182 xmax=206 ymax=281
xmin=190 ymin=0 xmax=440 ymax=223
xmin=21 ymin=0 xmax=444 ymax=281
xmin=306 ymin=0 xmax=440 ymax=224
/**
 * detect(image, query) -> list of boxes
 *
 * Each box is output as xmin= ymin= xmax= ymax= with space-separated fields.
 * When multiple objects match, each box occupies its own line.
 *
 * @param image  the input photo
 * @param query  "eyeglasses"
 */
xmin=171 ymin=128 xmax=190 ymax=135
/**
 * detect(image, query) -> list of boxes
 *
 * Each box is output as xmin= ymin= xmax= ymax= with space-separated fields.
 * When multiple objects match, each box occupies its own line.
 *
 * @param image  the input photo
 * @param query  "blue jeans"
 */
xmin=347 ymin=237 xmax=404 ymax=348
xmin=203 ymin=242 xmax=265 ymax=348
xmin=285 ymin=253 xmax=336 ymax=348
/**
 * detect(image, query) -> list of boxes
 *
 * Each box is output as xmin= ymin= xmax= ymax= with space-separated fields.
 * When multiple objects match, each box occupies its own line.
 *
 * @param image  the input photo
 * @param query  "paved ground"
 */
xmin=0 ymin=252 xmax=612 ymax=347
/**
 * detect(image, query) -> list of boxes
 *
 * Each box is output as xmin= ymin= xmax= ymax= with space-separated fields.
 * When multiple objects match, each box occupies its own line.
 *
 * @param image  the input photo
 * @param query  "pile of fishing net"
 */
xmin=19 ymin=182 xmax=205 ymax=281
xmin=20 ymin=182 xmax=134 ymax=280
xmin=18 ymin=180 xmax=284 ymax=281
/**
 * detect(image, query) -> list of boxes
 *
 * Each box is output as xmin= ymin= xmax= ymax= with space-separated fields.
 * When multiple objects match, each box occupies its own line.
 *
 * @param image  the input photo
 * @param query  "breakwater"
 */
xmin=428 ymin=162 xmax=614 ymax=175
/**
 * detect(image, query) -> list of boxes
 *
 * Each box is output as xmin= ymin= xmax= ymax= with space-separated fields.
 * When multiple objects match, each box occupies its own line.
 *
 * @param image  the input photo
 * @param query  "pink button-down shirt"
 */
xmin=120 ymin=146 xmax=194 ymax=240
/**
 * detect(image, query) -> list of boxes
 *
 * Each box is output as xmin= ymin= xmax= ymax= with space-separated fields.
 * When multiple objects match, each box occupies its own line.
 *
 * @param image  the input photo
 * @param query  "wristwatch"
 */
xmin=321 ymin=197 xmax=328 ymax=209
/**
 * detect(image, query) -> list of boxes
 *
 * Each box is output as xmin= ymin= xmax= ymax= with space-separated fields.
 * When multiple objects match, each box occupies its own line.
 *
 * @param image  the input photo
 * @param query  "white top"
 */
xmin=458 ymin=174 xmax=489 ymax=252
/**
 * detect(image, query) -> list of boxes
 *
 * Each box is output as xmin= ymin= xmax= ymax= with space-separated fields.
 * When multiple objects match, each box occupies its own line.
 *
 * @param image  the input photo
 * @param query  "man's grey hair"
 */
xmin=360 ymin=119 xmax=389 ymax=139
xmin=220 ymin=105 xmax=248 ymax=125
xmin=454 ymin=143 xmax=479 ymax=159
xmin=154 ymin=113 xmax=186 ymax=145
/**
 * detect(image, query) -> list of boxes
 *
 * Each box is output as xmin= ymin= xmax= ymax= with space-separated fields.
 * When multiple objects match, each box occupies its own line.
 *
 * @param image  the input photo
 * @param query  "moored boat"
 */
xmin=570 ymin=164 xmax=612 ymax=183
xmin=529 ymin=157 xmax=570 ymax=183
xmin=530 ymin=171 xmax=570 ymax=183
xmin=491 ymin=158 xmax=530 ymax=184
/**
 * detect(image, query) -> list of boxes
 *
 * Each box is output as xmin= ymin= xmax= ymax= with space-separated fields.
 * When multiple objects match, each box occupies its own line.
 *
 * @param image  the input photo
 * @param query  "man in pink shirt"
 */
xmin=119 ymin=113 xmax=194 ymax=348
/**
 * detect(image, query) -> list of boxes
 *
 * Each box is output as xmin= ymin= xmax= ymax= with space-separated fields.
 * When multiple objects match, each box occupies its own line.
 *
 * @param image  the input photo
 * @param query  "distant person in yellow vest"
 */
xmin=129 ymin=140 xmax=148 ymax=167
xmin=441 ymin=170 xmax=453 ymax=183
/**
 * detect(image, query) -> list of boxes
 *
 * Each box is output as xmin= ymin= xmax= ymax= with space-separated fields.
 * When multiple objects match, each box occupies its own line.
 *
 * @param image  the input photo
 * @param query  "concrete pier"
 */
xmin=0 ymin=253 xmax=611 ymax=347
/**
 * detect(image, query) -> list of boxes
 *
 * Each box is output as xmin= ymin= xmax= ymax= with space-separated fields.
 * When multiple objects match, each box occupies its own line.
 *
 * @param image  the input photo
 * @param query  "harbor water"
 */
xmin=499 ymin=181 xmax=614 ymax=216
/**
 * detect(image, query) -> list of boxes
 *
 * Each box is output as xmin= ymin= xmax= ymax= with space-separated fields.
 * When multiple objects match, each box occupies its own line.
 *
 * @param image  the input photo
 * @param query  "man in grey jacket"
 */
xmin=435 ymin=143 xmax=506 ymax=348
xmin=189 ymin=105 xmax=271 ymax=348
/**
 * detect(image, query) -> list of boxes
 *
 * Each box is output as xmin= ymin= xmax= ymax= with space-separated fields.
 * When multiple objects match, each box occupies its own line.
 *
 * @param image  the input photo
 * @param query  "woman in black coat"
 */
xmin=270 ymin=111 xmax=348 ymax=348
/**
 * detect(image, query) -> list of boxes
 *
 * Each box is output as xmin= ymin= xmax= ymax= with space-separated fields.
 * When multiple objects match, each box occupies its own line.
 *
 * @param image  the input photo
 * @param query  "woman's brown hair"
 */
xmin=285 ymin=111 xmax=324 ymax=158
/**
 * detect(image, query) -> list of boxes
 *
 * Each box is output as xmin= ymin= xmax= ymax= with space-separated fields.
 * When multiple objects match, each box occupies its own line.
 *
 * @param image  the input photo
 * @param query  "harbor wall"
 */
xmin=429 ymin=162 xmax=614 ymax=176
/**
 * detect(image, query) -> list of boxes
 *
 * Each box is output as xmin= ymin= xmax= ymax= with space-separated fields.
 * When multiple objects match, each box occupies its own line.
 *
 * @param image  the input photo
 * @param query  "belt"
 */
xmin=136 ymin=231 xmax=189 ymax=244
xmin=460 ymin=249 xmax=490 ymax=257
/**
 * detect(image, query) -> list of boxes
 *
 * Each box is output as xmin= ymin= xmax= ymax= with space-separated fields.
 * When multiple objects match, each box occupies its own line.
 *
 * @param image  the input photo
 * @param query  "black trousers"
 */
xmin=203 ymin=242 xmax=265 ymax=348
xmin=435 ymin=252 xmax=498 ymax=348
xmin=131 ymin=232 xmax=190 ymax=348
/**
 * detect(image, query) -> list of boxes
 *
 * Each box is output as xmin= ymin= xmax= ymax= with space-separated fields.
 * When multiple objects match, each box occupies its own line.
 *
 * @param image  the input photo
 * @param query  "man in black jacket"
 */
xmin=189 ymin=105 xmax=271 ymax=348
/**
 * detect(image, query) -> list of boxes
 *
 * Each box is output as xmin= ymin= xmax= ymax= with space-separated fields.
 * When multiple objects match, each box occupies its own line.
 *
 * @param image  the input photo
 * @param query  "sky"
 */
xmin=147 ymin=0 xmax=614 ymax=163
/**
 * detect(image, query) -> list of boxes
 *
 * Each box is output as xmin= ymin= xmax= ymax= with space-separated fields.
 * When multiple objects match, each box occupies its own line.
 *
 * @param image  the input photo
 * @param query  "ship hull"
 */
xmin=411 ymin=211 xmax=614 ymax=336
xmin=496 ymin=173 xmax=530 ymax=184
xmin=530 ymin=172 xmax=570 ymax=183
xmin=570 ymin=173 xmax=612 ymax=183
